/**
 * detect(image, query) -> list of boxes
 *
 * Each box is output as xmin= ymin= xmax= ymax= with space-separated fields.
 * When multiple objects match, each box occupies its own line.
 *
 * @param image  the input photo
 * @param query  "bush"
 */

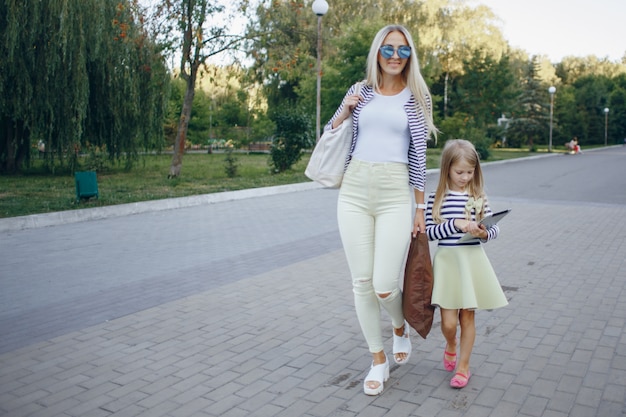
xmin=83 ymin=144 xmax=111 ymax=172
xmin=223 ymin=140 xmax=239 ymax=177
xmin=463 ymin=129 xmax=492 ymax=161
xmin=437 ymin=113 xmax=491 ymax=160
xmin=269 ymin=107 xmax=313 ymax=173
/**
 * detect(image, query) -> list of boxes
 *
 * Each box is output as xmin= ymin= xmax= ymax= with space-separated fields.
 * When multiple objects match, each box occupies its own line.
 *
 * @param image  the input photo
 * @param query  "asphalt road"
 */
xmin=0 ymin=146 xmax=624 ymax=354
xmin=470 ymin=147 xmax=626 ymax=206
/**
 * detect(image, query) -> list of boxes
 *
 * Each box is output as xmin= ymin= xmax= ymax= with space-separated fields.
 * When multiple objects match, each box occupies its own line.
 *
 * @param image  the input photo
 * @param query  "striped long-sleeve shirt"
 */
xmin=425 ymin=191 xmax=499 ymax=246
xmin=326 ymin=83 xmax=429 ymax=191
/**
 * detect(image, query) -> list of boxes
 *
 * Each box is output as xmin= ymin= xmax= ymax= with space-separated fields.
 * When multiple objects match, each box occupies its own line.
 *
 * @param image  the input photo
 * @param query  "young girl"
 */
xmin=425 ymin=139 xmax=508 ymax=389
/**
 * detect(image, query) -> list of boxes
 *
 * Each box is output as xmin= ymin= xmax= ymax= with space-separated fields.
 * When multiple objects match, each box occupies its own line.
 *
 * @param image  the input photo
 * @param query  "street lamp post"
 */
xmin=548 ymin=86 xmax=556 ymax=152
xmin=604 ymin=107 xmax=609 ymax=146
xmin=312 ymin=0 xmax=329 ymax=143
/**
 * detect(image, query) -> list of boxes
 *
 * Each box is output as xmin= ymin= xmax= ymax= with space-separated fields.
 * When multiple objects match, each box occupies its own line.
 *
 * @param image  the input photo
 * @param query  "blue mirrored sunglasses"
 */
xmin=379 ymin=45 xmax=411 ymax=59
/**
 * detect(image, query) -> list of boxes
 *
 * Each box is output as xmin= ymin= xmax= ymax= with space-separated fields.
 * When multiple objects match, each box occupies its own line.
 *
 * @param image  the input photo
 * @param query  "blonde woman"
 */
xmin=425 ymin=139 xmax=508 ymax=389
xmin=326 ymin=24 xmax=436 ymax=396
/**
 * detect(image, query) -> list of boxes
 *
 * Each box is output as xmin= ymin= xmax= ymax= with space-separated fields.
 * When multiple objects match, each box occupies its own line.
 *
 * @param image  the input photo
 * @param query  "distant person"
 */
xmin=567 ymin=137 xmax=581 ymax=154
xmin=572 ymin=137 xmax=581 ymax=153
xmin=425 ymin=139 xmax=508 ymax=389
xmin=328 ymin=24 xmax=436 ymax=396
xmin=37 ymin=140 xmax=45 ymax=158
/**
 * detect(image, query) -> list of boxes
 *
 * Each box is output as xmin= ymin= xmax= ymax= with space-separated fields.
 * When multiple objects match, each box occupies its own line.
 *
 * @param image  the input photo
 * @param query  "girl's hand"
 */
xmin=466 ymin=220 xmax=482 ymax=235
xmin=456 ymin=219 xmax=488 ymax=239
xmin=413 ymin=210 xmax=425 ymax=237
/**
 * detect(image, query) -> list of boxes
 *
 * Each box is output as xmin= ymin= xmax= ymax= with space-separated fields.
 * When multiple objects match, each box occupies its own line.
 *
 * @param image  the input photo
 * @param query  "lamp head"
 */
xmin=548 ymin=86 xmax=556 ymax=94
xmin=312 ymin=0 xmax=329 ymax=16
xmin=604 ymin=107 xmax=610 ymax=114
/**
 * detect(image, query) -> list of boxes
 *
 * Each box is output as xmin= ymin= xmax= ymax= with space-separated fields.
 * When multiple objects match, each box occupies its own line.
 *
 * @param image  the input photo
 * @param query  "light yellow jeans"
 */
xmin=337 ymin=159 xmax=412 ymax=353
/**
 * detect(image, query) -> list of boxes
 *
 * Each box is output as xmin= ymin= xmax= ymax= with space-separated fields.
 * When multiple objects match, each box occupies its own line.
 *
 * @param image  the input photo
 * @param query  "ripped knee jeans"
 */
xmin=337 ymin=160 xmax=412 ymax=353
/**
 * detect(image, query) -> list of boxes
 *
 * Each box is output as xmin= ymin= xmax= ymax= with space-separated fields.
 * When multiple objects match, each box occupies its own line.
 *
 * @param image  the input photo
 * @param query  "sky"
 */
xmin=470 ymin=0 xmax=626 ymax=62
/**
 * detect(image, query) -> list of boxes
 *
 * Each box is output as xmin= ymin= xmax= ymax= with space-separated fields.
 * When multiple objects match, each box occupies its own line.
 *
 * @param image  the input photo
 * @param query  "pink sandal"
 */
xmin=450 ymin=371 xmax=471 ymax=389
xmin=443 ymin=349 xmax=457 ymax=371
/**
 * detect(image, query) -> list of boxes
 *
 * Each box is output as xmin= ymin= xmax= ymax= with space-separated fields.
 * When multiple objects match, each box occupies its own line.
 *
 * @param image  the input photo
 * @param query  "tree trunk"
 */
xmin=443 ymin=71 xmax=449 ymax=118
xmin=0 ymin=118 xmax=29 ymax=174
xmin=168 ymin=74 xmax=197 ymax=178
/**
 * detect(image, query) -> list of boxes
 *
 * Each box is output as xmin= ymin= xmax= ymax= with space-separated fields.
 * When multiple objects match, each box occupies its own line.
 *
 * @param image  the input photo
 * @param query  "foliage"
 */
xmin=571 ymin=75 xmax=613 ymax=145
xmin=469 ymin=134 xmax=492 ymax=161
xmin=82 ymin=144 xmax=111 ymax=173
xmin=556 ymin=56 xmax=626 ymax=85
xmin=269 ymin=106 xmax=312 ymax=173
xmin=146 ymin=0 xmax=248 ymax=178
xmin=3 ymin=0 xmax=626 ymax=183
xmin=320 ymin=19 xmax=382 ymax=123
xmin=436 ymin=112 xmax=491 ymax=159
xmin=223 ymin=141 xmax=239 ymax=177
xmin=0 ymin=0 xmax=169 ymax=174
xmin=451 ymin=53 xmax=518 ymax=128
xmin=506 ymin=58 xmax=551 ymax=150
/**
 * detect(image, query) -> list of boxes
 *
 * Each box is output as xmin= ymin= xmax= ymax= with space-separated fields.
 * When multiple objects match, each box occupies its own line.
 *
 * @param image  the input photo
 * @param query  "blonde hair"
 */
xmin=364 ymin=25 xmax=437 ymax=138
xmin=432 ymin=139 xmax=486 ymax=223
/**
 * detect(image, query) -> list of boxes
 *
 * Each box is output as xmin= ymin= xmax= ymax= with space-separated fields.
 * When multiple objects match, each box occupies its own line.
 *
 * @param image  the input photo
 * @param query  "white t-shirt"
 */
xmin=352 ymin=87 xmax=411 ymax=164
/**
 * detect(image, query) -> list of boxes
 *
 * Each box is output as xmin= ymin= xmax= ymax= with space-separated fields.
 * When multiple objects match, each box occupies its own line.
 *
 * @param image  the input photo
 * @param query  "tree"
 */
xmin=148 ymin=0 xmax=248 ymax=178
xmin=608 ymin=74 xmax=626 ymax=144
xmin=556 ymin=56 xmax=626 ymax=85
xmin=506 ymin=58 xmax=551 ymax=149
xmin=246 ymin=0 xmax=316 ymax=109
xmin=430 ymin=3 xmax=507 ymax=117
xmin=0 ymin=0 xmax=168 ymax=173
xmin=315 ymin=18 xmax=382 ymax=124
xmin=571 ymin=75 xmax=612 ymax=145
xmin=453 ymin=52 xmax=517 ymax=128
xmin=269 ymin=106 xmax=312 ymax=173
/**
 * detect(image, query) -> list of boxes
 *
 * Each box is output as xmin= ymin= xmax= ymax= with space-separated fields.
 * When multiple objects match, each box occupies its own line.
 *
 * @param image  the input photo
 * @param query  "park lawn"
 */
xmin=0 ymin=148 xmax=539 ymax=219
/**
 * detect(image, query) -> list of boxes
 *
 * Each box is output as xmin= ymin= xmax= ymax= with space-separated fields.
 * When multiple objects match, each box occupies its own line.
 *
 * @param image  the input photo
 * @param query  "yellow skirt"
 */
xmin=431 ymin=245 xmax=508 ymax=310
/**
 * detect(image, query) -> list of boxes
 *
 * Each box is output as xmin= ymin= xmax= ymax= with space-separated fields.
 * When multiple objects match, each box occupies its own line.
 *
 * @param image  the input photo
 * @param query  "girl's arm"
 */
xmin=455 ymin=201 xmax=499 ymax=242
xmin=480 ymin=201 xmax=499 ymax=242
xmin=425 ymin=195 xmax=458 ymax=241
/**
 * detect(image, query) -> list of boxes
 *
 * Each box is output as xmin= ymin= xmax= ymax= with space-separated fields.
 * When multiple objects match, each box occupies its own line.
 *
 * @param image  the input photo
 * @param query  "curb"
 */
xmin=0 ymin=182 xmax=323 ymax=233
xmin=0 ymin=149 xmax=584 ymax=234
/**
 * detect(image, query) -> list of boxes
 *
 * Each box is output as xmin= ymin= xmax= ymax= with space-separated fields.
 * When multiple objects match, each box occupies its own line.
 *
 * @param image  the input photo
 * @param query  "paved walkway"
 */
xmin=1 ymin=148 xmax=625 ymax=416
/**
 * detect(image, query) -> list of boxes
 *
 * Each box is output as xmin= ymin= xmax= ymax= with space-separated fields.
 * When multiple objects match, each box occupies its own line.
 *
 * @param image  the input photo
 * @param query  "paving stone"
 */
xmin=1 ymin=149 xmax=626 ymax=416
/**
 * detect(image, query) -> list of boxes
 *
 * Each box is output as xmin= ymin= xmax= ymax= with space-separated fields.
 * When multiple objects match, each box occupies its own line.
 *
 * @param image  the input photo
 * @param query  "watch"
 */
xmin=416 ymin=203 xmax=427 ymax=210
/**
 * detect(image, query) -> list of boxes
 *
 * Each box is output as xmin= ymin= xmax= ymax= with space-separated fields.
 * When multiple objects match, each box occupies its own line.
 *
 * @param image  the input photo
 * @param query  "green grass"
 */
xmin=0 ymin=148 xmax=543 ymax=219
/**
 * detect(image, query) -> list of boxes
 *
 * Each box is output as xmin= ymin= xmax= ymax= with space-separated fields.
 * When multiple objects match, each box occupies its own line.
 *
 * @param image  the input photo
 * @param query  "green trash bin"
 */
xmin=75 ymin=171 xmax=99 ymax=202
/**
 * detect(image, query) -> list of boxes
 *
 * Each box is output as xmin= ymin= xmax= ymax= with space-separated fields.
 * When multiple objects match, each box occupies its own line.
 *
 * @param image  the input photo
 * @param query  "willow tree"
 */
xmin=0 ymin=0 xmax=168 ymax=174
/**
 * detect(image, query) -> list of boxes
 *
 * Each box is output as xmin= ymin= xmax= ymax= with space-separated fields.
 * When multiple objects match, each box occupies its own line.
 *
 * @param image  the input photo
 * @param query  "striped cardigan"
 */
xmin=325 ymin=83 xmax=429 ymax=191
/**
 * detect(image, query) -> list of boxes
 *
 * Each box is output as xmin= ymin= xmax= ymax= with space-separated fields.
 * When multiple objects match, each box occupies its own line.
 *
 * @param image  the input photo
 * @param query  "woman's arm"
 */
xmin=328 ymin=84 xmax=362 ymax=130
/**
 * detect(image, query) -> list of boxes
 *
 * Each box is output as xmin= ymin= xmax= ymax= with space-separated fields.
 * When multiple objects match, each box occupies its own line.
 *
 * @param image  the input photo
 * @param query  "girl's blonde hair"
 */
xmin=432 ymin=139 xmax=486 ymax=223
xmin=364 ymin=25 xmax=437 ymax=138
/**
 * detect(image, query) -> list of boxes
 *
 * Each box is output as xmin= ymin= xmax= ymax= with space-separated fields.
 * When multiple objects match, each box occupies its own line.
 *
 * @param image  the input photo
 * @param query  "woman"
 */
xmin=326 ymin=24 xmax=436 ymax=395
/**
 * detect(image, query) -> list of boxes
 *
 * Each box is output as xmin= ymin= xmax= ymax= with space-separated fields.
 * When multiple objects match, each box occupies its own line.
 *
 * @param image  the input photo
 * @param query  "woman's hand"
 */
xmin=413 ymin=210 xmax=425 ymax=237
xmin=333 ymin=93 xmax=361 ymax=128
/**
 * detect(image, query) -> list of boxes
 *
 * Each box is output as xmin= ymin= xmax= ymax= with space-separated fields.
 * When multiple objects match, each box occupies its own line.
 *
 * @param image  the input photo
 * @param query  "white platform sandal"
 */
xmin=392 ymin=321 xmax=412 ymax=365
xmin=363 ymin=355 xmax=389 ymax=396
